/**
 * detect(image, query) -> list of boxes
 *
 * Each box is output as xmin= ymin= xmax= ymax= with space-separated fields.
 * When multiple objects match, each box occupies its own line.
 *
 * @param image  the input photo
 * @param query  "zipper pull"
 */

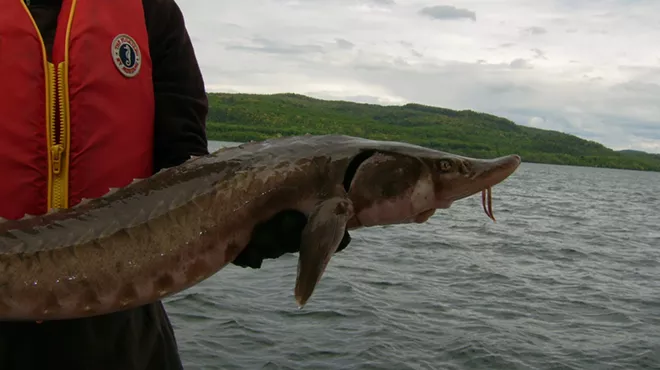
xmin=51 ymin=145 xmax=64 ymax=174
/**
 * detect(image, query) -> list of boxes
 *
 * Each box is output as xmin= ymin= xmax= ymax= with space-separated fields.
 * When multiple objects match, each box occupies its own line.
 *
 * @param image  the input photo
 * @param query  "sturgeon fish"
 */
xmin=0 ymin=135 xmax=521 ymax=321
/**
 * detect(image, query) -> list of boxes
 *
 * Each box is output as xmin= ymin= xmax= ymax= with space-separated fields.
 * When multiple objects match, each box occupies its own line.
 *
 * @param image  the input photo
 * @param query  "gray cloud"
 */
xmin=370 ymin=0 xmax=395 ymax=5
xmin=509 ymin=58 xmax=532 ymax=69
xmin=531 ymin=48 xmax=546 ymax=59
xmin=335 ymin=38 xmax=355 ymax=50
xmin=419 ymin=5 xmax=476 ymax=21
xmin=226 ymin=37 xmax=325 ymax=55
xmin=523 ymin=26 xmax=547 ymax=35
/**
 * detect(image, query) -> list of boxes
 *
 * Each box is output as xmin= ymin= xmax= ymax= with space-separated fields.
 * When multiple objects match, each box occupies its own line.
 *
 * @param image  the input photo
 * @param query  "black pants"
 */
xmin=0 ymin=301 xmax=183 ymax=370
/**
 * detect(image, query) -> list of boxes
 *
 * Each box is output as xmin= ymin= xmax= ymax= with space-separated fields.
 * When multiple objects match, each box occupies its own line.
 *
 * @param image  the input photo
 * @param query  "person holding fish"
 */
xmin=0 ymin=0 xmax=208 ymax=369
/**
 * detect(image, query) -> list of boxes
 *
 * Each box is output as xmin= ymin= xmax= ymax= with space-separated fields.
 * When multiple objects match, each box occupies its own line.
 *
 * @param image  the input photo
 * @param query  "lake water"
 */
xmin=163 ymin=140 xmax=660 ymax=369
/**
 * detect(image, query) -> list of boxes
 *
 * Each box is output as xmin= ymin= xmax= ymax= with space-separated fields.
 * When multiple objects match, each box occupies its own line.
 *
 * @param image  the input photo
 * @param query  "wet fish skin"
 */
xmin=0 ymin=135 xmax=521 ymax=320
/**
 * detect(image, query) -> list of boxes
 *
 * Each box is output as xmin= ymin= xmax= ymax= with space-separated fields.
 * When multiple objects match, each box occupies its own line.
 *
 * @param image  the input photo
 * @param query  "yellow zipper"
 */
xmin=21 ymin=0 xmax=76 ymax=210
xmin=48 ymin=61 xmax=69 ymax=209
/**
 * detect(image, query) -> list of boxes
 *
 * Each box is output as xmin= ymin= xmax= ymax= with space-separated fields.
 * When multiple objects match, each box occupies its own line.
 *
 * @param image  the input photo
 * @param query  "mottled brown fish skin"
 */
xmin=0 ymin=135 xmax=521 ymax=320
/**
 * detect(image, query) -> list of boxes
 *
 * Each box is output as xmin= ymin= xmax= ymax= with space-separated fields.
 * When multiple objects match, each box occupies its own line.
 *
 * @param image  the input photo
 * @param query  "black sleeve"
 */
xmin=143 ymin=0 xmax=209 ymax=172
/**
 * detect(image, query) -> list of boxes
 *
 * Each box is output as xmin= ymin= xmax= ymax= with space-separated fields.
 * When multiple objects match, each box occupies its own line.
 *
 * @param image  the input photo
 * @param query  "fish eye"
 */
xmin=438 ymin=159 xmax=453 ymax=172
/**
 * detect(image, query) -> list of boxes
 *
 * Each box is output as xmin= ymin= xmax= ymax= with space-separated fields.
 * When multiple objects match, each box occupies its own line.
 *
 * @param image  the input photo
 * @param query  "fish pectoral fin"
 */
xmin=294 ymin=196 xmax=354 ymax=308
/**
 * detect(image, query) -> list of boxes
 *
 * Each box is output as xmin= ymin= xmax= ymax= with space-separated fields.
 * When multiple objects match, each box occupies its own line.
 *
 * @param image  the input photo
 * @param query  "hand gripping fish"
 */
xmin=0 ymin=135 xmax=521 ymax=321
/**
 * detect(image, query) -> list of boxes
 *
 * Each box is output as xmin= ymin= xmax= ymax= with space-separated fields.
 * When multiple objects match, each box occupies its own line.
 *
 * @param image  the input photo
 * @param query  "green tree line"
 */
xmin=205 ymin=92 xmax=660 ymax=172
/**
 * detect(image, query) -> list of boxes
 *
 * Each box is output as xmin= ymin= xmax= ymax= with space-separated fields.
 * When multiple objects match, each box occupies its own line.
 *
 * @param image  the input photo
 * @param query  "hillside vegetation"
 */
xmin=205 ymin=92 xmax=660 ymax=172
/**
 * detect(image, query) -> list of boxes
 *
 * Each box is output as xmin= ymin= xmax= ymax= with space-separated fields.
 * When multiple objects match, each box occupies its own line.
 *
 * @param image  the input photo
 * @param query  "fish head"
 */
xmin=424 ymin=152 xmax=522 ymax=209
xmin=345 ymin=144 xmax=521 ymax=227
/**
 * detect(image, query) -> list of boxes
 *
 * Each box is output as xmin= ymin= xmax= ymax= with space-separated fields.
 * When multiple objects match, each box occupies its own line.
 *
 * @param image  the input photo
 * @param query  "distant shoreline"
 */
xmin=204 ymin=92 xmax=660 ymax=173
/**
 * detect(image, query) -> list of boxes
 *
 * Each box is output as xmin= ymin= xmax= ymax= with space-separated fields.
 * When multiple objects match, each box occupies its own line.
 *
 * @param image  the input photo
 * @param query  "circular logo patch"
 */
xmin=111 ymin=34 xmax=141 ymax=78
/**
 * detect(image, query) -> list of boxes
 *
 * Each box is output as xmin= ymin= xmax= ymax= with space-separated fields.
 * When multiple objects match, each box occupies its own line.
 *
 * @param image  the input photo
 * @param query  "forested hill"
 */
xmin=205 ymin=92 xmax=660 ymax=172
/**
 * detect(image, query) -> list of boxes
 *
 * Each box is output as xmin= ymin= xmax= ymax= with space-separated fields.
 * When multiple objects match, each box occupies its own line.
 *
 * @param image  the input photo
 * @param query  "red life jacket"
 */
xmin=0 ymin=0 xmax=155 ymax=220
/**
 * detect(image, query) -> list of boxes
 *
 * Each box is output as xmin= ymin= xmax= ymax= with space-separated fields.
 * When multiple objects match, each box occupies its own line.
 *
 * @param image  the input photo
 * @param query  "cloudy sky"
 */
xmin=177 ymin=0 xmax=660 ymax=153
